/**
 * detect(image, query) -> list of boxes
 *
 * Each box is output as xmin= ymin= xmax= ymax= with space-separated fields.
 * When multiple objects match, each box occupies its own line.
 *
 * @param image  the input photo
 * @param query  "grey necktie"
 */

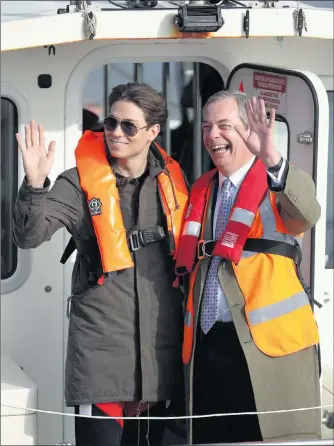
xmin=200 ymin=178 xmax=233 ymax=334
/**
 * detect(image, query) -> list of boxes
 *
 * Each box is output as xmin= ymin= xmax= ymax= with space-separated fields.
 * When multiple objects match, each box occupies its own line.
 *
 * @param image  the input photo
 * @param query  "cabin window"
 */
xmin=326 ymin=91 xmax=333 ymax=269
xmin=273 ymin=117 xmax=289 ymax=227
xmin=273 ymin=117 xmax=289 ymax=160
xmin=82 ymin=62 xmax=224 ymax=184
xmin=82 ymin=63 xmax=293 ymax=185
xmin=1 ymin=97 xmax=18 ymax=280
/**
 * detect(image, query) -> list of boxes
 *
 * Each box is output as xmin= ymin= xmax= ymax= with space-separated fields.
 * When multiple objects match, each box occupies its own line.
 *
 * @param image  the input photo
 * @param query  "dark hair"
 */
xmin=82 ymin=108 xmax=99 ymax=132
xmin=107 ymin=82 xmax=168 ymax=129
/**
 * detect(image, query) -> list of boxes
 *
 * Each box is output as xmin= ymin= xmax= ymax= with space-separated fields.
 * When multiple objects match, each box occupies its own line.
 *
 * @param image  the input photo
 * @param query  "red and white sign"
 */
xmin=253 ymin=72 xmax=287 ymax=114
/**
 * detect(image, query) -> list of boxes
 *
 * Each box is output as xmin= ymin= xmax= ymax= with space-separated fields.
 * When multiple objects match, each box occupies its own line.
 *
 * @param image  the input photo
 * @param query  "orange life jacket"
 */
xmin=75 ymin=131 xmax=188 ymax=280
xmin=176 ymin=159 xmax=319 ymax=363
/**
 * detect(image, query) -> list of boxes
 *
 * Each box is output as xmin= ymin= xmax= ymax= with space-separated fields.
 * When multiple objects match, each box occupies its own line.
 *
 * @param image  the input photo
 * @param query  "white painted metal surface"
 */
xmin=1 ymin=2 xmax=334 ymax=52
xmin=0 ymin=1 xmax=333 ymax=444
xmin=1 ymin=355 xmax=37 ymax=445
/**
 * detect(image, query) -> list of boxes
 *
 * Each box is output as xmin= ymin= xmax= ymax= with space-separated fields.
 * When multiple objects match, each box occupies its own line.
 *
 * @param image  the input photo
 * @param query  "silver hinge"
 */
xmin=262 ymin=0 xmax=279 ymax=7
xmin=296 ymin=131 xmax=313 ymax=144
xmin=293 ymin=8 xmax=308 ymax=36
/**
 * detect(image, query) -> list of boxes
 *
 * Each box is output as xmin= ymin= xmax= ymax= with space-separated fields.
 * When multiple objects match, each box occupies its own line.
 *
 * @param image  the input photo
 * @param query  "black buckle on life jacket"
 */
xmin=128 ymin=226 xmax=166 ymax=252
xmin=129 ymin=230 xmax=142 ymax=252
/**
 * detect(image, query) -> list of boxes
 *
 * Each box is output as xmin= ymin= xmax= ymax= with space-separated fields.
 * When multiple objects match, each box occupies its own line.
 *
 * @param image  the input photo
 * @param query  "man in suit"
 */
xmin=176 ymin=91 xmax=322 ymax=444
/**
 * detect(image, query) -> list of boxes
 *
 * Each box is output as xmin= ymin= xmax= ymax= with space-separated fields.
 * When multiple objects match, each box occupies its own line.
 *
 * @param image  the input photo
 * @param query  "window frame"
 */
xmin=1 ymin=96 xmax=18 ymax=279
xmin=274 ymin=114 xmax=290 ymax=162
xmin=325 ymin=90 xmax=333 ymax=270
xmin=1 ymin=83 xmax=32 ymax=294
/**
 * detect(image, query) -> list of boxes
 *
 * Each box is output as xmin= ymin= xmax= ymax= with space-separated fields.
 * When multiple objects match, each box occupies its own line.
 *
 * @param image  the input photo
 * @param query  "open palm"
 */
xmin=16 ymin=121 xmax=55 ymax=188
xmin=235 ymin=96 xmax=276 ymax=160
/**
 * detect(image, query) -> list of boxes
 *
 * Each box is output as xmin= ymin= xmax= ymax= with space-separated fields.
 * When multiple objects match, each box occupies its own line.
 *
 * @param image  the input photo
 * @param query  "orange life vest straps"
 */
xmin=182 ymin=262 xmax=199 ymax=365
xmin=75 ymin=131 xmax=188 ymax=276
xmin=175 ymin=169 xmax=216 ymax=275
xmin=75 ymin=131 xmax=133 ymax=274
xmin=175 ymin=159 xmax=268 ymax=274
xmin=182 ymin=186 xmax=212 ymax=364
xmin=154 ymin=143 xmax=189 ymax=258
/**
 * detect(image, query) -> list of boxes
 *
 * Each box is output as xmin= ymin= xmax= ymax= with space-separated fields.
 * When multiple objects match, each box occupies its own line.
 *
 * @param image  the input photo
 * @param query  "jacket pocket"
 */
xmin=66 ymin=284 xmax=100 ymax=318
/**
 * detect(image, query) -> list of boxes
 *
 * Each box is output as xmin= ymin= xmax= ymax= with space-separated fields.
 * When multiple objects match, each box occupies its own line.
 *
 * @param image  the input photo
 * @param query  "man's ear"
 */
xmin=148 ymin=124 xmax=160 ymax=142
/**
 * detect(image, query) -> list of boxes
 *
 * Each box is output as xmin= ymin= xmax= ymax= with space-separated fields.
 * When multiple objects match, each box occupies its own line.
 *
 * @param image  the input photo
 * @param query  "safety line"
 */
xmin=1 ymin=403 xmax=332 ymax=420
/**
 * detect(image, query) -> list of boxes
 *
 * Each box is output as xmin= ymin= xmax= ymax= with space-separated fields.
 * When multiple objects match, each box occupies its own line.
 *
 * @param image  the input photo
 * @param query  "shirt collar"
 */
xmin=218 ymin=156 xmax=255 ymax=191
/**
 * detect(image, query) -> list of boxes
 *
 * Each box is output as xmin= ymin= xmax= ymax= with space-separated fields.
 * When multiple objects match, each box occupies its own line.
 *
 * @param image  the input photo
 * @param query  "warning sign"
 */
xmin=253 ymin=72 xmax=287 ymax=114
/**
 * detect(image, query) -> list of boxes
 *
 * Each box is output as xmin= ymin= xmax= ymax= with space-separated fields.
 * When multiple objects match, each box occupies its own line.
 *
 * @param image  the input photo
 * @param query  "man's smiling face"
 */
xmin=202 ymin=97 xmax=253 ymax=176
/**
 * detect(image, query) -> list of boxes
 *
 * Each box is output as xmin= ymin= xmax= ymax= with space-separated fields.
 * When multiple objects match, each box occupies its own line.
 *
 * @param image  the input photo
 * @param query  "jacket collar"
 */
xmin=147 ymin=145 xmax=164 ymax=178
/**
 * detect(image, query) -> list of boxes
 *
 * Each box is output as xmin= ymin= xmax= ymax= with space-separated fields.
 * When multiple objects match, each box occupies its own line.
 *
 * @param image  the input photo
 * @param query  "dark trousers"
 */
xmin=75 ymin=402 xmax=166 ymax=446
xmin=192 ymin=322 xmax=262 ymax=444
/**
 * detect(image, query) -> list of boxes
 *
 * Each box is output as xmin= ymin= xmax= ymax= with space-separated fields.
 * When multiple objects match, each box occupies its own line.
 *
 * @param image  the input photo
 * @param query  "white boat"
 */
xmin=1 ymin=1 xmax=333 ymax=444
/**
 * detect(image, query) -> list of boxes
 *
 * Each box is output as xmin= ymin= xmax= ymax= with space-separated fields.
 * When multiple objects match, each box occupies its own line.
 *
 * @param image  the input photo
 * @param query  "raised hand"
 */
xmin=235 ymin=97 xmax=281 ymax=168
xmin=16 ymin=121 xmax=56 ymax=188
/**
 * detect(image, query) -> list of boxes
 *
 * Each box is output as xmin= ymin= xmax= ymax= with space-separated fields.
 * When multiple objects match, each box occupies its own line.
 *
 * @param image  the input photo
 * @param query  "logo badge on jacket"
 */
xmin=164 ymin=156 xmax=173 ymax=165
xmin=88 ymin=197 xmax=102 ymax=216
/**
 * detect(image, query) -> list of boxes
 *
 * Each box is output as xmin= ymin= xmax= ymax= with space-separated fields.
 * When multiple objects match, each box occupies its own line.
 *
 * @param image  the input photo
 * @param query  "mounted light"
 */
xmin=125 ymin=0 xmax=157 ymax=7
xmin=174 ymin=5 xmax=224 ymax=33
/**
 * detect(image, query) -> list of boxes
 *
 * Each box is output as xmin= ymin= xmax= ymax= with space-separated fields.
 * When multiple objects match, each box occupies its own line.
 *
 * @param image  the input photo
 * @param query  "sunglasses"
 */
xmin=104 ymin=115 xmax=150 ymax=137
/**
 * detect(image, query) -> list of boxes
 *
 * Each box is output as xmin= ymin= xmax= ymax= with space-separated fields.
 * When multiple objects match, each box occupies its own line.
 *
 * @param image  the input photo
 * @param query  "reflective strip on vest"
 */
xmin=230 ymin=207 xmax=256 ymax=227
xmin=259 ymin=193 xmax=302 ymax=247
xmin=182 ymin=221 xmax=201 ymax=237
xmin=185 ymin=310 xmax=192 ymax=327
xmin=236 ymin=193 xmax=303 ymax=260
xmin=259 ymin=192 xmax=276 ymax=235
xmin=248 ymin=291 xmax=309 ymax=326
xmin=240 ymin=194 xmax=303 ymax=260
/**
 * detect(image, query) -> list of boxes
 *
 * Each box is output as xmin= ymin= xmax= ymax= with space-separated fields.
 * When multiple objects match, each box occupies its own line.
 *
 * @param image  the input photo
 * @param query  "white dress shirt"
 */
xmin=213 ymin=156 xmax=287 ymax=322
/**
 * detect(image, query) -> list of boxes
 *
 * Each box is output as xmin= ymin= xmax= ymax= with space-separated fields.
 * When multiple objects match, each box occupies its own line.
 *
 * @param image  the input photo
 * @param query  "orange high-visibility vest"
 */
xmin=179 ymin=162 xmax=320 ymax=364
xmin=75 ymin=130 xmax=189 ymax=277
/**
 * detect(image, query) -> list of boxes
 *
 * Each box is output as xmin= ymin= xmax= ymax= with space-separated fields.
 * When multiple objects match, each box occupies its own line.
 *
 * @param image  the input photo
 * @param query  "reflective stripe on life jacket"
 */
xmin=75 ymin=131 xmax=188 ymax=276
xmin=180 ymin=163 xmax=319 ymax=363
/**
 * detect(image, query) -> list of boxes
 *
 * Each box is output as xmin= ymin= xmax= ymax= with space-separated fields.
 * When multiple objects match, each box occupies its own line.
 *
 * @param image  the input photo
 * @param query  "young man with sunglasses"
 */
xmin=13 ymin=82 xmax=189 ymax=446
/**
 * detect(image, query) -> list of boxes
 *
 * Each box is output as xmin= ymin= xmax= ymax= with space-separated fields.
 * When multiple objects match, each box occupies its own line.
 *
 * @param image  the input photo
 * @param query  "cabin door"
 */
xmin=227 ymin=63 xmax=329 ymax=313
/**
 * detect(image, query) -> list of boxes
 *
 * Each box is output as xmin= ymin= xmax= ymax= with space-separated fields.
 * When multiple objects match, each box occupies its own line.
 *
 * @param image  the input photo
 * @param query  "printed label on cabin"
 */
xmin=253 ymin=72 xmax=287 ymax=114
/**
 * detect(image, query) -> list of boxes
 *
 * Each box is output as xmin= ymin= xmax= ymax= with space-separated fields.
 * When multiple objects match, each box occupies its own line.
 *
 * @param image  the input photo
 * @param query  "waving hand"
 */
xmin=16 ymin=121 xmax=56 ymax=188
xmin=235 ymin=97 xmax=281 ymax=167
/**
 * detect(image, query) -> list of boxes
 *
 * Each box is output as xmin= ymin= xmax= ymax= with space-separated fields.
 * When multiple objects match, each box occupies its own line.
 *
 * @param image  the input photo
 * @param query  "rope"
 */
xmin=82 ymin=1 xmax=97 ymax=40
xmin=1 ymin=403 xmax=332 ymax=420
